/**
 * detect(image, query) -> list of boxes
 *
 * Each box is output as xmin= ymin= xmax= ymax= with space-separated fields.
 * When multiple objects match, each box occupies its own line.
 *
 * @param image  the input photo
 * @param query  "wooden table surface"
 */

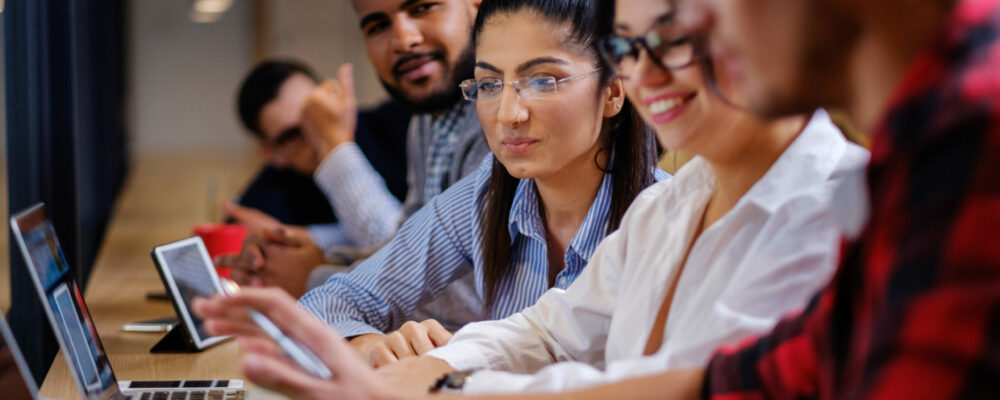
xmin=39 ymin=151 xmax=284 ymax=399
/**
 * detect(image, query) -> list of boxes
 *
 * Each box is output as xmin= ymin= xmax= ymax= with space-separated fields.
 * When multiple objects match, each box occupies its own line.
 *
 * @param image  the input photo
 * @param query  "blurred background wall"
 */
xmin=128 ymin=0 xmax=388 ymax=156
xmin=4 ymin=0 xmax=394 ymax=383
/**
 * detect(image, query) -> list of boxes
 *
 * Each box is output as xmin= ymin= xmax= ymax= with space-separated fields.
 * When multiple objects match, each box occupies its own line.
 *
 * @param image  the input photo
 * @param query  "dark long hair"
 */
xmin=477 ymin=0 xmax=659 ymax=313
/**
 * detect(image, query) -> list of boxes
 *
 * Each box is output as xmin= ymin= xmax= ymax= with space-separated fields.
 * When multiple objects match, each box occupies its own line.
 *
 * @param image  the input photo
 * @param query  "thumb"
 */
xmin=337 ymin=63 xmax=355 ymax=102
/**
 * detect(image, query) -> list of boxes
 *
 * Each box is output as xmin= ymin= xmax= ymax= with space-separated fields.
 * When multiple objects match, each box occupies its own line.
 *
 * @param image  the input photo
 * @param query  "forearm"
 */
xmin=314 ymin=143 xmax=404 ymax=247
xmin=424 ymin=368 xmax=705 ymax=400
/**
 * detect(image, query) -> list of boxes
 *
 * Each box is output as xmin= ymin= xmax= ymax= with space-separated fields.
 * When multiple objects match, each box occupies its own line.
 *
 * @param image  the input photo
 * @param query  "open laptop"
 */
xmin=0 ymin=311 xmax=40 ymax=400
xmin=11 ymin=203 xmax=246 ymax=400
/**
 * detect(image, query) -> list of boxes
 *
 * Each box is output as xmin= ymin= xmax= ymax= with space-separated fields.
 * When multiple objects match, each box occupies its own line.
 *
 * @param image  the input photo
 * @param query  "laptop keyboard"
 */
xmin=117 ymin=389 xmax=246 ymax=400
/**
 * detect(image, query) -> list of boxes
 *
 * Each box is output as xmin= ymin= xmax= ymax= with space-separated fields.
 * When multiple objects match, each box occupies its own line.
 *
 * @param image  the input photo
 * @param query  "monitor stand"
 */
xmin=150 ymin=324 xmax=199 ymax=353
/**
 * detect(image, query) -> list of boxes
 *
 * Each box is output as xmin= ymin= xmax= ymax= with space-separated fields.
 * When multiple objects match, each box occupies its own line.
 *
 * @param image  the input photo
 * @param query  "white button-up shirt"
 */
xmin=426 ymin=110 xmax=870 ymax=394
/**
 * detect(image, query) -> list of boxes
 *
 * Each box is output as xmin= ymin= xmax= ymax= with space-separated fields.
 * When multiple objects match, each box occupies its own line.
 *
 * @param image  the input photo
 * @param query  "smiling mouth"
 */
xmin=649 ymin=94 xmax=695 ymax=114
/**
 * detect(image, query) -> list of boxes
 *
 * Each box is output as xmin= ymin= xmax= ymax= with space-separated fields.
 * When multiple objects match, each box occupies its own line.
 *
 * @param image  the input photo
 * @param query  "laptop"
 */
xmin=11 ymin=203 xmax=247 ymax=400
xmin=0 ymin=310 xmax=40 ymax=400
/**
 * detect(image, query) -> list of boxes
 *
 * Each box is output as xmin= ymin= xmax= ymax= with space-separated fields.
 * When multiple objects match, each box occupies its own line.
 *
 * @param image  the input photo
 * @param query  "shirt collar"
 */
xmin=430 ymin=101 xmax=475 ymax=133
xmin=507 ymin=173 xmax=614 ymax=269
xmin=740 ymin=108 xmax=860 ymax=212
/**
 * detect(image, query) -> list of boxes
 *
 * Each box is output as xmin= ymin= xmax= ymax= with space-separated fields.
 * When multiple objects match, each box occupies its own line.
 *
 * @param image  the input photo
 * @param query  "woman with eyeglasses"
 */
xmin=191 ymin=0 xmax=867 ymax=398
xmin=294 ymin=0 xmax=666 ymax=368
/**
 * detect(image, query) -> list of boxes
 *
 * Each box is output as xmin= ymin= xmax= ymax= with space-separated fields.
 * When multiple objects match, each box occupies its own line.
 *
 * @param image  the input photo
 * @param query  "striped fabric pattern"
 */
xmin=299 ymin=154 xmax=668 ymax=337
xmin=422 ymin=103 xmax=467 ymax=201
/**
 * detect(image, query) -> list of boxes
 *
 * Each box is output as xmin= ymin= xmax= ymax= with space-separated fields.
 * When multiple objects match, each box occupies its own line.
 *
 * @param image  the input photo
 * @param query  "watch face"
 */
xmin=445 ymin=370 xmax=476 ymax=389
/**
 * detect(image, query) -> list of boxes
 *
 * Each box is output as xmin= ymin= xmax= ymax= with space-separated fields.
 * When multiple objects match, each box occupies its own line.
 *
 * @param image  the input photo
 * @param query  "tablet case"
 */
xmin=148 ymin=243 xmax=208 ymax=354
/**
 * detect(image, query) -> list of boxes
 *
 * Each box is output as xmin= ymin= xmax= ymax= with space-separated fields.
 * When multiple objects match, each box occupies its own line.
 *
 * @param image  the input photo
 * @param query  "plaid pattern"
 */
xmin=703 ymin=0 xmax=1000 ymax=398
xmin=423 ymin=102 xmax=469 ymax=201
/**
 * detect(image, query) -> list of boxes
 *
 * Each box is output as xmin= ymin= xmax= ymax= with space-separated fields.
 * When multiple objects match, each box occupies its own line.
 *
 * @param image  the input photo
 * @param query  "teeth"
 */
xmin=649 ymin=97 xmax=685 ymax=114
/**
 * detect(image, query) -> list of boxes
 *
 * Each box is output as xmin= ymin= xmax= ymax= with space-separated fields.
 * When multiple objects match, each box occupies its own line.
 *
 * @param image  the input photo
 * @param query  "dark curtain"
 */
xmin=4 ymin=0 xmax=128 ymax=383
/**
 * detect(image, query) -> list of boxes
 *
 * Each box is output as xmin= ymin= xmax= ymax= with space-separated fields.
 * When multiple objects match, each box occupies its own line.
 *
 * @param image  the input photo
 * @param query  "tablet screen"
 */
xmin=153 ymin=238 xmax=227 ymax=348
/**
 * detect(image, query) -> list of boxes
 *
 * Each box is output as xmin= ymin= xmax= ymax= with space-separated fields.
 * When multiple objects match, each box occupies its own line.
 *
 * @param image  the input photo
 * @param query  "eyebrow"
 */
xmin=359 ymin=0 xmax=422 ymax=30
xmin=613 ymin=12 xmax=675 ymax=34
xmin=474 ymin=57 xmax=569 ymax=75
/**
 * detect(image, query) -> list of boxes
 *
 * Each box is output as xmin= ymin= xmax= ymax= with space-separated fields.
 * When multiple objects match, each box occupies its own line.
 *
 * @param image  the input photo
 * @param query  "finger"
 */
xmin=423 ymin=319 xmax=453 ymax=347
xmin=369 ymin=342 xmax=398 ymax=368
xmin=384 ymin=331 xmax=417 ymax=360
xmin=214 ymin=254 xmax=239 ymax=269
xmin=238 ymin=336 xmax=283 ymax=359
xmin=399 ymin=322 xmax=435 ymax=355
xmin=337 ymin=63 xmax=355 ymax=102
xmin=262 ymin=227 xmax=292 ymax=245
xmin=241 ymin=353 xmax=328 ymax=399
xmin=217 ymin=288 xmax=367 ymax=373
xmin=203 ymin=318 xmax=266 ymax=338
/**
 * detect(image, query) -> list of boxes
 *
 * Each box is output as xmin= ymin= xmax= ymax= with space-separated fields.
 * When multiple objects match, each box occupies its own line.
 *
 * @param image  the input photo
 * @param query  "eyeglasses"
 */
xmin=264 ymin=126 xmax=303 ymax=149
xmin=598 ymin=18 xmax=697 ymax=77
xmin=459 ymin=68 xmax=601 ymax=102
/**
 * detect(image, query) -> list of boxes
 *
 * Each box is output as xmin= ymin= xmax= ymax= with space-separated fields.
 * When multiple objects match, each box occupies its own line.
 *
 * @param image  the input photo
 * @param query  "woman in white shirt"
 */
xmin=402 ymin=0 xmax=870 ymax=394
xmin=190 ymin=0 xmax=868 ymax=398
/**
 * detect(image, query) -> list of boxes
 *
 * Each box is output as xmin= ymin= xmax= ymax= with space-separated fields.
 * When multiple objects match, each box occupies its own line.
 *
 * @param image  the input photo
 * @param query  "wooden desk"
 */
xmin=39 ymin=151 xmax=283 ymax=399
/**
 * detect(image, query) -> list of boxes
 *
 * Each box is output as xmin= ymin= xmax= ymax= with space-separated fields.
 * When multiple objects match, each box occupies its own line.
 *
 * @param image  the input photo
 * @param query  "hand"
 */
xmin=220 ymin=228 xmax=321 ymax=296
xmin=221 ymin=201 xmax=282 ymax=234
xmin=375 ymin=356 xmax=454 ymax=395
xmin=302 ymin=64 xmax=358 ymax=159
xmin=191 ymin=288 xmax=412 ymax=400
xmin=257 ymin=234 xmax=326 ymax=298
xmin=365 ymin=320 xmax=453 ymax=368
xmin=216 ymin=233 xmax=267 ymax=288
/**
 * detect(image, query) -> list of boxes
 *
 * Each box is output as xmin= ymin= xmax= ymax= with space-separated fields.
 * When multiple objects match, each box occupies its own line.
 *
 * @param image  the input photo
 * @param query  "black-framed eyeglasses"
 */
xmin=459 ymin=68 xmax=601 ymax=102
xmin=264 ymin=126 xmax=304 ymax=149
xmin=598 ymin=16 xmax=697 ymax=77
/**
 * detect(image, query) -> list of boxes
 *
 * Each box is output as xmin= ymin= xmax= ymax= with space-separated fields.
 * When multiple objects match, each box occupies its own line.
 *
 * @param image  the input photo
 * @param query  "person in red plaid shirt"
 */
xmin=188 ymin=0 xmax=1000 ymax=398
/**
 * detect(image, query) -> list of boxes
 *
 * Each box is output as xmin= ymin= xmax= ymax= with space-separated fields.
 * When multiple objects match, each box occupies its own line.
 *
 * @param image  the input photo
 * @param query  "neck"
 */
xmin=704 ymin=115 xmax=807 ymax=223
xmin=534 ymin=152 xmax=607 ymax=235
xmin=846 ymin=1 xmax=953 ymax=131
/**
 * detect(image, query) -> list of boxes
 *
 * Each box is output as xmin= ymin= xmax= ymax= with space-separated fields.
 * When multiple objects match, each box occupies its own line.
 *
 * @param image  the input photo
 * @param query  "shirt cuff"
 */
xmin=305 ymin=265 xmax=351 ymax=292
xmin=461 ymin=370 xmax=539 ymax=395
xmin=307 ymin=223 xmax=354 ymax=250
xmin=426 ymin=343 xmax=494 ymax=372
xmin=329 ymin=319 xmax=385 ymax=338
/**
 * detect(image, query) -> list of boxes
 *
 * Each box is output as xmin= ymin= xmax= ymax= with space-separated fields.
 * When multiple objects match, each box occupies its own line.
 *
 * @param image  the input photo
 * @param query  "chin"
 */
xmin=498 ymin=159 xmax=538 ymax=180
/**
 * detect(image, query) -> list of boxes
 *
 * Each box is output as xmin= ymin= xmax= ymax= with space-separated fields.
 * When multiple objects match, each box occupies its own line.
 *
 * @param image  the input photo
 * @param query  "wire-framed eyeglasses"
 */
xmin=459 ymin=68 xmax=602 ymax=102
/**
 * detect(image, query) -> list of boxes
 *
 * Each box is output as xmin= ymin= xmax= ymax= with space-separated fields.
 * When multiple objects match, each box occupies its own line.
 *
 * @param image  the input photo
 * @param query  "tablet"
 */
xmin=150 ymin=237 xmax=229 ymax=350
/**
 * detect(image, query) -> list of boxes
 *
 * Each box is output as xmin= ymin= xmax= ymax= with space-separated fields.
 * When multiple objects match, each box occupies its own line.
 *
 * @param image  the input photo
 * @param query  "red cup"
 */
xmin=193 ymin=223 xmax=248 ymax=279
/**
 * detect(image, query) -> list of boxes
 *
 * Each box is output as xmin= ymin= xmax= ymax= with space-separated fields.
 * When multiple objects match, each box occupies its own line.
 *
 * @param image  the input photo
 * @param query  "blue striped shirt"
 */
xmin=299 ymin=155 xmax=669 ymax=337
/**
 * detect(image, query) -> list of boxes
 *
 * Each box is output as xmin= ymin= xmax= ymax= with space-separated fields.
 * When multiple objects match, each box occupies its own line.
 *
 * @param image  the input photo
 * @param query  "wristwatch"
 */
xmin=429 ymin=369 xmax=478 ymax=393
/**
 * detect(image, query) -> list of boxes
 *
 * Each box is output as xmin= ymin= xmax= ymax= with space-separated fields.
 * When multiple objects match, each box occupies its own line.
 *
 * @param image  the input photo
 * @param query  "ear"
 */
xmin=603 ymin=77 xmax=626 ymax=118
xmin=469 ymin=0 xmax=483 ymax=12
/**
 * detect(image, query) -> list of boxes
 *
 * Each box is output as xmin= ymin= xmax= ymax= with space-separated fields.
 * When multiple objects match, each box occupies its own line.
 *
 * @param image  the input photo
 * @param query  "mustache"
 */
xmin=392 ymin=51 xmax=445 ymax=77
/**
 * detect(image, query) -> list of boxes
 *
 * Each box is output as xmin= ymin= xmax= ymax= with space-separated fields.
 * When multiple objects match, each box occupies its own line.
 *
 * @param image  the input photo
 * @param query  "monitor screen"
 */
xmin=12 ymin=206 xmax=117 ymax=400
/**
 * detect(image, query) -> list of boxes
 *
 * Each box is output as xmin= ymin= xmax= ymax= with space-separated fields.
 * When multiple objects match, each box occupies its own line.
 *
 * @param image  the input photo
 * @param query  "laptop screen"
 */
xmin=0 ymin=315 xmax=38 ymax=400
xmin=11 ymin=205 xmax=118 ymax=400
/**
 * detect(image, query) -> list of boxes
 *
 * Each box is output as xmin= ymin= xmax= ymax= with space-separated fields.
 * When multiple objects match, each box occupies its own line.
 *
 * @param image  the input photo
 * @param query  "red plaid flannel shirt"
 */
xmin=703 ymin=0 xmax=1000 ymax=398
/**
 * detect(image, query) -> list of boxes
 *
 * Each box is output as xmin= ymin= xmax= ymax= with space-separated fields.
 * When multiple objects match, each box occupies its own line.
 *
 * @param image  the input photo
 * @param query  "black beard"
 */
xmin=380 ymin=44 xmax=475 ymax=115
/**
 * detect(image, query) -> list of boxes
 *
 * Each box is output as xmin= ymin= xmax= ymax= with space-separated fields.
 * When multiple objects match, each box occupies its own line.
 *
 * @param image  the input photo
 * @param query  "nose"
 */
xmin=391 ymin=15 xmax=424 ymax=53
xmin=496 ymin=85 xmax=529 ymax=128
xmin=635 ymin=50 xmax=674 ymax=90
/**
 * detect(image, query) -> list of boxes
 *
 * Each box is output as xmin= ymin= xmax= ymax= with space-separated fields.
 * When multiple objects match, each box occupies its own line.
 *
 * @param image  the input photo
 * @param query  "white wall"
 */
xmin=261 ymin=0 xmax=388 ymax=107
xmin=128 ymin=0 xmax=255 ymax=154
xmin=127 ymin=0 xmax=388 ymax=155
